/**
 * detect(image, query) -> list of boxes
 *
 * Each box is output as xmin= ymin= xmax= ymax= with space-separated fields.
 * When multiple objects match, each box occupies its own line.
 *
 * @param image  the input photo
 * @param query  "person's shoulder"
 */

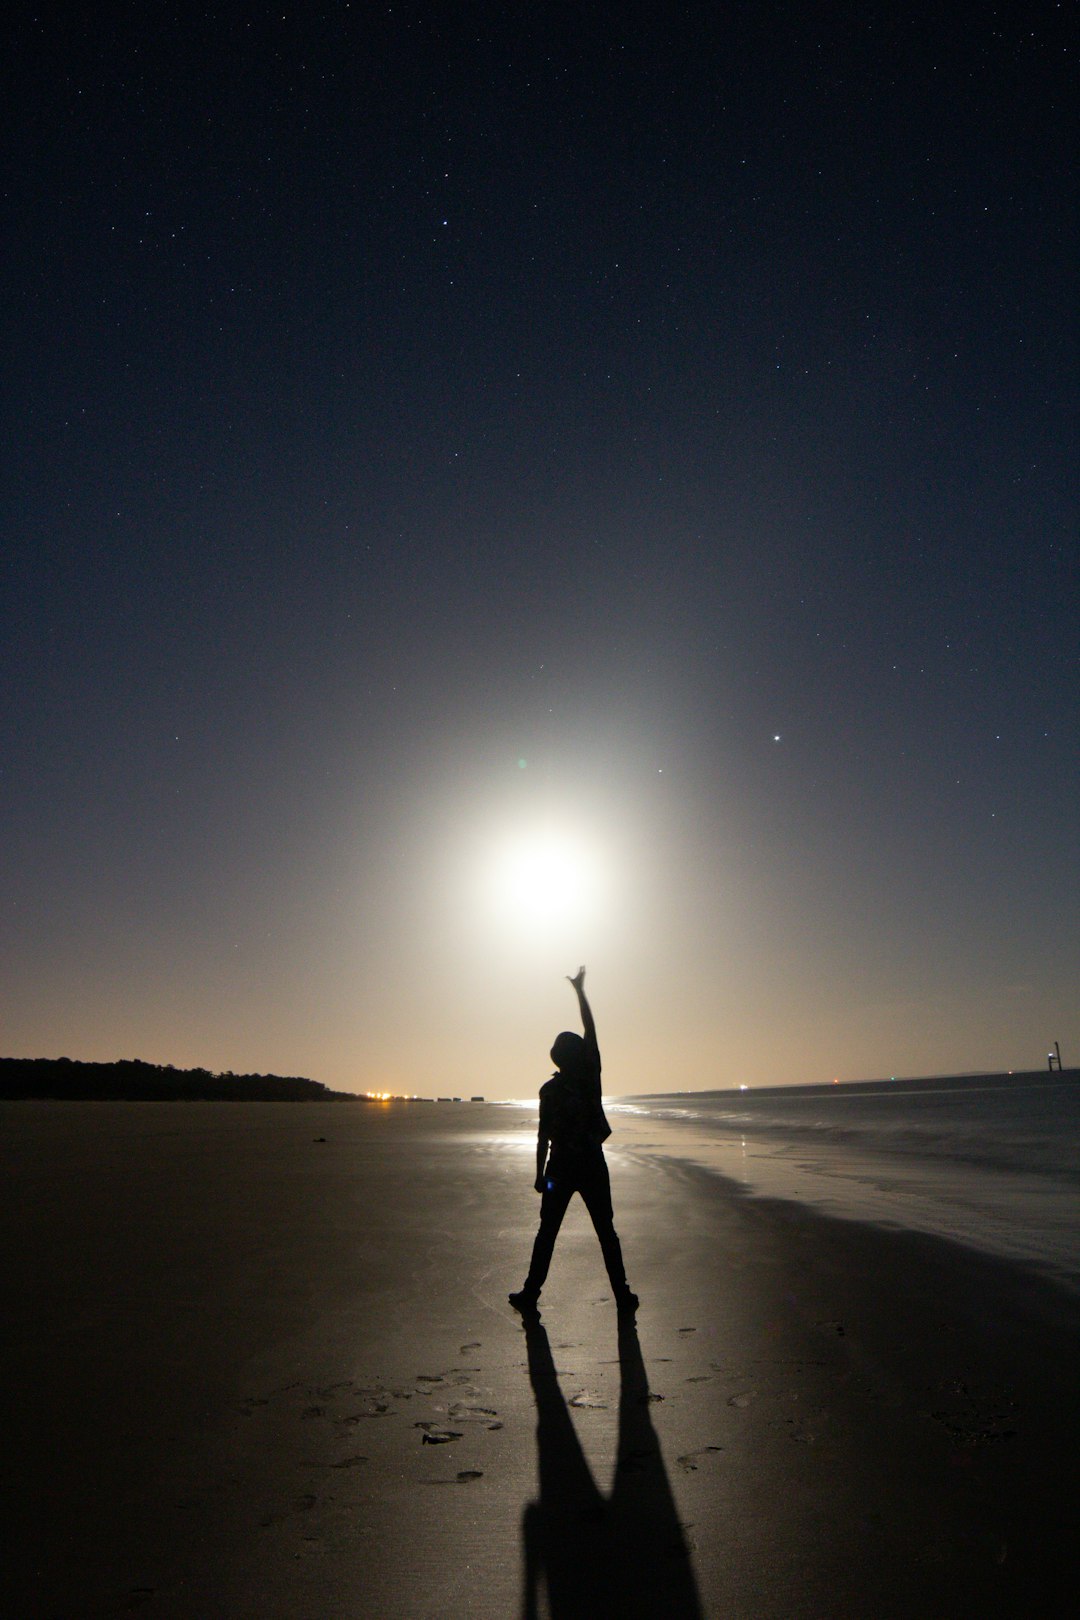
xmin=539 ymin=1076 xmax=560 ymax=1100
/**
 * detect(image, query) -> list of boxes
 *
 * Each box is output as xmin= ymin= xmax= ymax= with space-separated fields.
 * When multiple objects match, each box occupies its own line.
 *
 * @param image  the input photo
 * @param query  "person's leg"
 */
xmin=518 ymin=1173 xmax=575 ymax=1299
xmin=578 ymin=1155 xmax=634 ymax=1302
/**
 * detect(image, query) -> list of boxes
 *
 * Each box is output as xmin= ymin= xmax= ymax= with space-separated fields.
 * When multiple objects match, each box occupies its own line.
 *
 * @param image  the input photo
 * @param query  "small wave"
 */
xmin=614 ymin=1077 xmax=1080 ymax=1292
xmin=614 ymin=1079 xmax=1080 ymax=1182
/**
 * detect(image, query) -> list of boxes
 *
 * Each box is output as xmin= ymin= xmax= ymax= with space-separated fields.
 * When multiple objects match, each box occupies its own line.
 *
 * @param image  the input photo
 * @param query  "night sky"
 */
xmin=4 ymin=3 xmax=1077 ymax=1098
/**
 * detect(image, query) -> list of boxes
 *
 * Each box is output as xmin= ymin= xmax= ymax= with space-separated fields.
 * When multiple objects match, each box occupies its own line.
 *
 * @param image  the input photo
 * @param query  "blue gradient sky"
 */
xmin=4 ymin=4 xmax=1076 ymax=1096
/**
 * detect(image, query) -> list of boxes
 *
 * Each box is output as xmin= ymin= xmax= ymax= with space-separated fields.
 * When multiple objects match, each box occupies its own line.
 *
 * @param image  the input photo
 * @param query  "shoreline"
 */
xmin=4 ymin=1100 xmax=1077 ymax=1617
xmin=607 ymin=1106 xmax=1080 ymax=1298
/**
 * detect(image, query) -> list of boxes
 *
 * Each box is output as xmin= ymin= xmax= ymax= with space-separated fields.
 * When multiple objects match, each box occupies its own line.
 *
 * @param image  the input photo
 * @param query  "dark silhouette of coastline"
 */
xmin=0 ymin=1056 xmax=360 ymax=1102
xmin=521 ymin=1311 xmax=704 ymax=1619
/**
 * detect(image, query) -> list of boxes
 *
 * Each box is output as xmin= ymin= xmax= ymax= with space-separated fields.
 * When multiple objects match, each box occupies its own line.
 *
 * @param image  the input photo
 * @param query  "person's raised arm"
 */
xmin=568 ymin=965 xmax=599 ymax=1068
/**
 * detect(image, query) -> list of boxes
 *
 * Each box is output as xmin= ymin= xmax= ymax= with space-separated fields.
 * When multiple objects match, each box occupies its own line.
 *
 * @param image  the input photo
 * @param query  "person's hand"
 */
xmin=568 ymin=965 xmax=586 ymax=991
xmin=534 ymin=1175 xmax=546 ymax=1194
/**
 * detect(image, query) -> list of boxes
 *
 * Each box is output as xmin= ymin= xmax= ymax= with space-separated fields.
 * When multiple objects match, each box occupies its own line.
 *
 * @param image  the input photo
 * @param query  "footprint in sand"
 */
xmin=417 ymin=1423 xmax=464 ymax=1444
xmin=236 ymin=1396 xmax=268 ymax=1416
xmin=448 ymin=1401 xmax=499 ymax=1422
xmin=259 ymin=1493 xmax=317 ymax=1527
xmin=676 ymin=1446 xmax=723 ymax=1472
xmin=316 ymin=1379 xmax=354 ymax=1398
xmin=678 ymin=1327 xmax=697 ymax=1336
xmin=460 ymin=1341 xmax=481 ymax=1352
xmin=569 ymin=1393 xmax=608 ymax=1410
xmin=781 ymin=1419 xmax=816 ymax=1444
xmin=727 ymin=1390 xmax=757 ymax=1409
xmin=336 ymin=1397 xmax=390 ymax=1423
xmin=456 ymin=1470 xmax=484 ymax=1483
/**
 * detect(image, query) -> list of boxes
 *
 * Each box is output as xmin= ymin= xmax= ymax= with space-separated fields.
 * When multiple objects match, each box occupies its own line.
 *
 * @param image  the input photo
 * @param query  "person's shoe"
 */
xmin=508 ymin=1288 xmax=540 ymax=1312
xmin=614 ymin=1288 xmax=639 ymax=1313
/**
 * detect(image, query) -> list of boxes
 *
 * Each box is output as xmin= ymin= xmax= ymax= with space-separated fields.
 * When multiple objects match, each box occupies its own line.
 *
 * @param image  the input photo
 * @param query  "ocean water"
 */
xmin=608 ymin=1071 xmax=1080 ymax=1293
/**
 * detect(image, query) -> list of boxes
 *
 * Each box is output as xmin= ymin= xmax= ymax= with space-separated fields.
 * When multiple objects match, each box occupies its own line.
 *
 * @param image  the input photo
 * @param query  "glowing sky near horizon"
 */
xmin=3 ymin=5 xmax=1077 ymax=1098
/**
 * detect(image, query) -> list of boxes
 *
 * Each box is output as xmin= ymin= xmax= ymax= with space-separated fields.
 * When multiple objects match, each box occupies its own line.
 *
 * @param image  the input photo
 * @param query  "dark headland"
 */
xmin=0 ymin=1055 xmax=360 ymax=1102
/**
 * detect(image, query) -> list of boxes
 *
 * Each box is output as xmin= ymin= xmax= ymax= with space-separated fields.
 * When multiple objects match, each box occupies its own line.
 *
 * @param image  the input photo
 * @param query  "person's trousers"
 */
xmin=523 ymin=1151 xmax=628 ymax=1297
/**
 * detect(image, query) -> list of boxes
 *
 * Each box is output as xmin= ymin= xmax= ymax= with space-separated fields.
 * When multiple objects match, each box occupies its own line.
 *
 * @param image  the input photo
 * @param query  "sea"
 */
xmin=607 ymin=1071 xmax=1080 ymax=1294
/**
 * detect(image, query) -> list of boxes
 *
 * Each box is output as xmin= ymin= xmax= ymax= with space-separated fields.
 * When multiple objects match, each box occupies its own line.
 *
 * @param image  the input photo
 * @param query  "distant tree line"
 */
xmin=0 ymin=1056 xmax=360 ymax=1102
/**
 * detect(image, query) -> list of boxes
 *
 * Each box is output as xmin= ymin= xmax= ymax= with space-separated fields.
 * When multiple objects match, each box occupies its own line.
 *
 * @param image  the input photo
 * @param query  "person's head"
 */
xmin=550 ymin=1030 xmax=587 ymax=1077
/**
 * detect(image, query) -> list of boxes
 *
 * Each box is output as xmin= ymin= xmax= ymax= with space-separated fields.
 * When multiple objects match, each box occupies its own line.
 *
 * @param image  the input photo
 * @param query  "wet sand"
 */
xmin=3 ymin=1099 xmax=1077 ymax=1618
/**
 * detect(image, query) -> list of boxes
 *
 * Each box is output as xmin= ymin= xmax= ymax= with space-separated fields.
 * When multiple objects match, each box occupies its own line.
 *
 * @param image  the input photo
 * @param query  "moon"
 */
xmin=485 ymin=824 xmax=604 ymax=935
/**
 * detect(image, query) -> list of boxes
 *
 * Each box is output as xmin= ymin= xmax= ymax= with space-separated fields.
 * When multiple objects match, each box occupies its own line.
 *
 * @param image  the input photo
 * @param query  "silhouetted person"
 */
xmin=510 ymin=968 xmax=638 ymax=1313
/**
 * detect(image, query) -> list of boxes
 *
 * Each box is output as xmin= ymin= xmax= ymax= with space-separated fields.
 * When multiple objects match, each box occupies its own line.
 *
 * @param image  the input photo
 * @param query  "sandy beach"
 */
xmin=3 ymin=1098 xmax=1077 ymax=1619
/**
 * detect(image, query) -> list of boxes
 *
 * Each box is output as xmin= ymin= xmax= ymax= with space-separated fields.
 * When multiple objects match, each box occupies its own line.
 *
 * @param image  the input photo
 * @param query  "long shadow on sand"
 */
xmin=520 ymin=1312 xmax=704 ymax=1619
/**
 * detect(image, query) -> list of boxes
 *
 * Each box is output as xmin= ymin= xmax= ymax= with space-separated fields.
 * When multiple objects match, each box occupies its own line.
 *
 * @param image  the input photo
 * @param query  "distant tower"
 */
xmin=1048 ymin=1041 xmax=1063 ymax=1072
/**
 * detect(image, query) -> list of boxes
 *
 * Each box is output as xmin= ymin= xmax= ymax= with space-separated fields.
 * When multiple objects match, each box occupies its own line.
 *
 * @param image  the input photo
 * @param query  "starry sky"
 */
xmin=4 ymin=3 xmax=1077 ymax=1098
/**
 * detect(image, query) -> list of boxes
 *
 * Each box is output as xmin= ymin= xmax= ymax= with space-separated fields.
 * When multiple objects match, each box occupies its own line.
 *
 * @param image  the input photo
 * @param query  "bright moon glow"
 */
xmin=485 ymin=825 xmax=604 ymax=935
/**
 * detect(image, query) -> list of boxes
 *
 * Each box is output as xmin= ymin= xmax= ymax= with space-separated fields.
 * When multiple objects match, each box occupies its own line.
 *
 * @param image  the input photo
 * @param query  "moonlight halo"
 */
xmin=483 ymin=822 xmax=607 ymax=939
